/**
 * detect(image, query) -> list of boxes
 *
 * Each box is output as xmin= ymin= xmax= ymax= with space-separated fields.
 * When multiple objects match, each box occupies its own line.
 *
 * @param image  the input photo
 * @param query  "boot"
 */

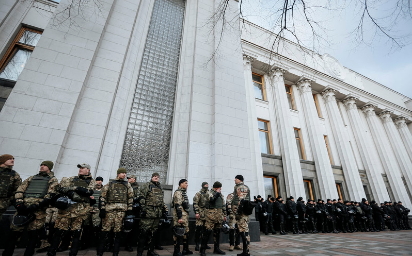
xmin=173 ymin=235 xmax=182 ymax=256
xmin=213 ymin=228 xmax=225 ymax=255
xmin=146 ymin=230 xmax=158 ymax=256
xmin=69 ymin=229 xmax=82 ymax=256
xmin=80 ymin=225 xmax=91 ymax=250
xmin=47 ymin=229 xmax=65 ymax=256
xmin=200 ymin=228 xmax=212 ymax=256
xmin=57 ymin=231 xmax=71 ymax=252
xmin=182 ymin=235 xmax=193 ymax=255
xmin=2 ymin=230 xmax=22 ymax=256
xmin=24 ymin=229 xmax=39 ymax=256
xmin=280 ymin=222 xmax=287 ymax=235
xmin=112 ymin=232 xmax=122 ymax=256
xmin=96 ymin=231 xmax=109 ymax=256
xmin=229 ymin=229 xmax=235 ymax=250
xmin=237 ymin=232 xmax=250 ymax=256
xmin=136 ymin=230 xmax=146 ymax=256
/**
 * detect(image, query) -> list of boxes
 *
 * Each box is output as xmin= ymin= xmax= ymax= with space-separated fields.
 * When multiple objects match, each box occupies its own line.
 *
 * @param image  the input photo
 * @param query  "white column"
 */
xmin=321 ymin=89 xmax=365 ymax=200
xmin=342 ymin=97 xmax=390 ymax=203
xmin=395 ymin=117 xmax=412 ymax=162
xmin=379 ymin=111 xmax=412 ymax=199
xmin=297 ymin=79 xmax=338 ymax=199
xmin=361 ymin=104 xmax=411 ymax=208
xmin=242 ymin=54 xmax=265 ymax=196
xmin=266 ymin=69 xmax=306 ymax=198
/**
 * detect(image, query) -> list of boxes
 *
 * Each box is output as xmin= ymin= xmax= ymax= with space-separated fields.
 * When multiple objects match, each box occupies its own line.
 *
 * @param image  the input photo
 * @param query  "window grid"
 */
xmin=285 ymin=84 xmax=296 ymax=110
xmin=252 ymin=73 xmax=266 ymax=101
xmin=294 ymin=128 xmax=306 ymax=160
xmin=258 ymin=119 xmax=272 ymax=154
xmin=304 ymin=179 xmax=314 ymax=200
xmin=263 ymin=175 xmax=279 ymax=198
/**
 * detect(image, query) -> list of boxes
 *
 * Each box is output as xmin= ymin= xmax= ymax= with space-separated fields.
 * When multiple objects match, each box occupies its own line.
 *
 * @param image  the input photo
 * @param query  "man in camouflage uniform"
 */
xmin=47 ymin=163 xmax=95 ymax=256
xmin=36 ymin=206 xmax=59 ymax=253
xmin=96 ymin=168 xmax=134 ymax=256
xmin=232 ymin=175 xmax=251 ymax=256
xmin=81 ymin=176 xmax=104 ymax=250
xmin=0 ymin=154 xmax=21 ymax=218
xmin=193 ymin=182 xmax=210 ymax=251
xmin=136 ymin=172 xmax=168 ymax=256
xmin=124 ymin=175 xmax=139 ymax=252
xmin=226 ymin=192 xmax=241 ymax=251
xmin=200 ymin=181 xmax=226 ymax=256
xmin=172 ymin=179 xmax=193 ymax=256
xmin=3 ymin=160 xmax=58 ymax=256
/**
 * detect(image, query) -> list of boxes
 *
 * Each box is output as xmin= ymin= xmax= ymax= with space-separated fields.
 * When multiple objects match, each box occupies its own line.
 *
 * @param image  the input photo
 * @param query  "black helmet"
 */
xmin=123 ymin=215 xmax=135 ymax=232
xmin=221 ymin=221 xmax=230 ymax=234
xmin=55 ymin=196 xmax=70 ymax=210
xmin=173 ymin=226 xmax=185 ymax=237
xmin=12 ymin=213 xmax=34 ymax=227
xmin=158 ymin=218 xmax=172 ymax=229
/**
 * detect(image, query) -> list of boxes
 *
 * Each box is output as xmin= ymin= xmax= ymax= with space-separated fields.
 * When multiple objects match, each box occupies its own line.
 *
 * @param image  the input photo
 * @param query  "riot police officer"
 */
xmin=96 ymin=168 xmax=134 ymax=256
xmin=136 ymin=173 xmax=168 ymax=256
xmin=275 ymin=196 xmax=288 ymax=235
xmin=286 ymin=196 xmax=299 ymax=234
xmin=315 ymin=199 xmax=327 ymax=233
xmin=296 ymin=197 xmax=307 ymax=234
xmin=305 ymin=200 xmax=317 ymax=233
xmin=325 ymin=199 xmax=338 ymax=233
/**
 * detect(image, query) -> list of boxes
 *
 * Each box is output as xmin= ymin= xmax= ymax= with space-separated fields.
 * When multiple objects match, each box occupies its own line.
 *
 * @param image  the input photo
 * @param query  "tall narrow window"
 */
xmin=294 ymin=128 xmax=306 ymax=160
xmin=324 ymin=135 xmax=334 ymax=165
xmin=285 ymin=85 xmax=296 ymax=110
xmin=304 ymin=179 xmax=314 ymax=200
xmin=336 ymin=183 xmax=344 ymax=200
xmin=264 ymin=175 xmax=279 ymax=198
xmin=258 ymin=119 xmax=272 ymax=154
xmin=313 ymin=94 xmax=323 ymax=117
xmin=0 ymin=27 xmax=42 ymax=111
xmin=252 ymin=73 xmax=265 ymax=100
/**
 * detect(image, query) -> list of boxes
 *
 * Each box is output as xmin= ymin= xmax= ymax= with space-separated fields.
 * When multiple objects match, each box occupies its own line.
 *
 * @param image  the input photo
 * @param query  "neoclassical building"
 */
xmin=0 ymin=0 xmax=411 ymax=207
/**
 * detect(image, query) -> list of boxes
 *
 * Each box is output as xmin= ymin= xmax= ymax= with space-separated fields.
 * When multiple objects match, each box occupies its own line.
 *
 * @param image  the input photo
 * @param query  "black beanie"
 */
xmin=179 ymin=179 xmax=187 ymax=185
xmin=235 ymin=175 xmax=244 ymax=181
xmin=213 ymin=181 xmax=222 ymax=188
xmin=201 ymin=182 xmax=208 ymax=187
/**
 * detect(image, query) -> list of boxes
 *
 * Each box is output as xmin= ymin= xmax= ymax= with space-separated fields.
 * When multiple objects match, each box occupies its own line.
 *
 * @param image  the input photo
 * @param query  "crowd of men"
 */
xmin=254 ymin=195 xmax=411 ymax=235
xmin=0 ymin=154 xmax=254 ymax=256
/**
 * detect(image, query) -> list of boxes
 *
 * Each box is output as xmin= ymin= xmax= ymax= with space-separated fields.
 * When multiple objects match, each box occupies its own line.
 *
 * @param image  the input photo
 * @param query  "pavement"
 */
xmin=3 ymin=230 xmax=412 ymax=256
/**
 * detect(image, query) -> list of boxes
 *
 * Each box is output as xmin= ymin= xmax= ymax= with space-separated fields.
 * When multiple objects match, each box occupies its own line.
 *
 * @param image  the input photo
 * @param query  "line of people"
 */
xmin=0 ymin=154 xmax=255 ymax=256
xmin=254 ymin=195 xmax=411 ymax=235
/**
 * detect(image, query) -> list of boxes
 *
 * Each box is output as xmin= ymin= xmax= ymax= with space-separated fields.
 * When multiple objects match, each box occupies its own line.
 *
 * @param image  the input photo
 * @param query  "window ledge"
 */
xmin=290 ymin=109 xmax=298 ymax=113
xmin=255 ymin=98 xmax=268 ymax=104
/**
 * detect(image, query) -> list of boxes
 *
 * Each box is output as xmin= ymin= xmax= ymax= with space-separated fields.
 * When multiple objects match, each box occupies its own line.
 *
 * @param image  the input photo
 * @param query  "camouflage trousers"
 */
xmin=228 ymin=213 xmax=237 ymax=229
xmin=195 ymin=209 xmax=206 ymax=226
xmin=11 ymin=210 xmax=47 ymax=231
xmin=204 ymin=208 xmax=224 ymax=231
xmin=83 ymin=211 xmax=101 ymax=227
xmin=235 ymin=213 xmax=249 ymax=232
xmin=172 ymin=210 xmax=189 ymax=234
xmin=101 ymin=210 xmax=125 ymax=233
xmin=140 ymin=218 xmax=160 ymax=232
xmin=55 ymin=213 xmax=88 ymax=231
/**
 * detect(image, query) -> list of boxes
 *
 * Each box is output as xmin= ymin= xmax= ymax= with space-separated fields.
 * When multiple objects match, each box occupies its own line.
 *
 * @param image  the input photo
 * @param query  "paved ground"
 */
xmin=4 ymin=230 xmax=412 ymax=256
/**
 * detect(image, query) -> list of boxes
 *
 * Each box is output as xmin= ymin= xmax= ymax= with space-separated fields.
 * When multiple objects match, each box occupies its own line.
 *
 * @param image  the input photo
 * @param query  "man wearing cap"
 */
xmin=81 ymin=176 xmax=105 ymax=250
xmin=172 ymin=179 xmax=192 ymax=256
xmin=124 ymin=174 xmax=139 ymax=252
xmin=200 ymin=181 xmax=226 ymax=256
xmin=96 ymin=168 xmax=134 ymax=256
xmin=232 ymin=175 xmax=251 ymax=256
xmin=47 ymin=163 xmax=95 ymax=256
xmin=0 ymin=154 xmax=21 ymax=219
xmin=193 ymin=182 xmax=210 ymax=251
xmin=3 ymin=160 xmax=58 ymax=256
xmin=136 ymin=172 xmax=168 ymax=256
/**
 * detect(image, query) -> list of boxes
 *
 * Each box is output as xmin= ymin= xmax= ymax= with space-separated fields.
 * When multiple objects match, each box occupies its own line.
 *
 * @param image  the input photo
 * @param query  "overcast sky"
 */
xmin=240 ymin=0 xmax=412 ymax=99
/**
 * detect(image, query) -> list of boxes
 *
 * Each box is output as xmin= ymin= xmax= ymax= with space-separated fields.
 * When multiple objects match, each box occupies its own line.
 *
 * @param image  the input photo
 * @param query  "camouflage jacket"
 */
xmin=232 ymin=182 xmax=250 ymax=208
xmin=0 ymin=167 xmax=22 ymax=210
xmin=173 ymin=187 xmax=189 ymax=219
xmin=100 ymin=177 xmax=133 ymax=212
xmin=226 ymin=193 xmax=235 ymax=215
xmin=130 ymin=182 xmax=139 ymax=199
xmin=207 ymin=189 xmax=226 ymax=215
xmin=15 ymin=171 xmax=59 ymax=206
xmin=57 ymin=175 xmax=95 ymax=217
xmin=138 ymin=180 xmax=167 ymax=212
xmin=193 ymin=187 xmax=209 ymax=215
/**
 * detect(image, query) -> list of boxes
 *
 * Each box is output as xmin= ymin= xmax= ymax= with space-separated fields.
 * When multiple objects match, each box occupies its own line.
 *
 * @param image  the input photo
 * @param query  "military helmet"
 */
xmin=55 ymin=196 xmax=70 ymax=210
xmin=221 ymin=221 xmax=230 ymax=234
xmin=158 ymin=218 xmax=172 ymax=229
xmin=12 ymin=213 xmax=34 ymax=227
xmin=173 ymin=226 xmax=185 ymax=237
xmin=123 ymin=215 xmax=135 ymax=232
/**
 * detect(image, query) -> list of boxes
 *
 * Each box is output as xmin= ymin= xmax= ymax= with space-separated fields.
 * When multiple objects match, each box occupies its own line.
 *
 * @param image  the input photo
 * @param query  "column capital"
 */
xmin=242 ymin=54 xmax=255 ymax=66
xmin=321 ymin=88 xmax=337 ymax=103
xmin=394 ymin=116 xmax=407 ymax=129
xmin=267 ymin=68 xmax=286 ymax=78
xmin=296 ymin=79 xmax=312 ymax=93
xmin=342 ymin=96 xmax=358 ymax=110
xmin=378 ymin=110 xmax=394 ymax=123
xmin=361 ymin=103 xmax=377 ymax=117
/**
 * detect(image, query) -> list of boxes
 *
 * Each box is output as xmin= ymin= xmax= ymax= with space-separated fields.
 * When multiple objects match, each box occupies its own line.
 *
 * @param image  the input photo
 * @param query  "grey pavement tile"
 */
xmin=257 ymin=251 xmax=281 ymax=254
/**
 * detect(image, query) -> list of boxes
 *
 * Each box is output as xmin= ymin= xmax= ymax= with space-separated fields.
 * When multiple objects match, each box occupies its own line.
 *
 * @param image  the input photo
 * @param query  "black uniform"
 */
xmin=305 ymin=202 xmax=317 ymax=233
xmin=325 ymin=201 xmax=338 ymax=233
xmin=263 ymin=199 xmax=275 ymax=235
xmin=296 ymin=199 xmax=307 ymax=233
xmin=274 ymin=199 xmax=288 ymax=235
xmin=315 ymin=201 xmax=327 ymax=233
xmin=286 ymin=198 xmax=299 ymax=234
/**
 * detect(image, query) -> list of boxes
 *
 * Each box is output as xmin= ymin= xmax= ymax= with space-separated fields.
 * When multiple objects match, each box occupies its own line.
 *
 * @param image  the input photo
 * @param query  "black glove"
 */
xmin=126 ymin=210 xmax=134 ymax=216
xmin=39 ymin=198 xmax=50 ymax=208
xmin=15 ymin=203 xmax=27 ymax=215
xmin=162 ymin=211 xmax=168 ymax=219
xmin=27 ymin=204 xmax=39 ymax=213
xmin=99 ymin=209 xmax=106 ymax=219
xmin=75 ymin=187 xmax=92 ymax=196
xmin=89 ymin=198 xmax=96 ymax=206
